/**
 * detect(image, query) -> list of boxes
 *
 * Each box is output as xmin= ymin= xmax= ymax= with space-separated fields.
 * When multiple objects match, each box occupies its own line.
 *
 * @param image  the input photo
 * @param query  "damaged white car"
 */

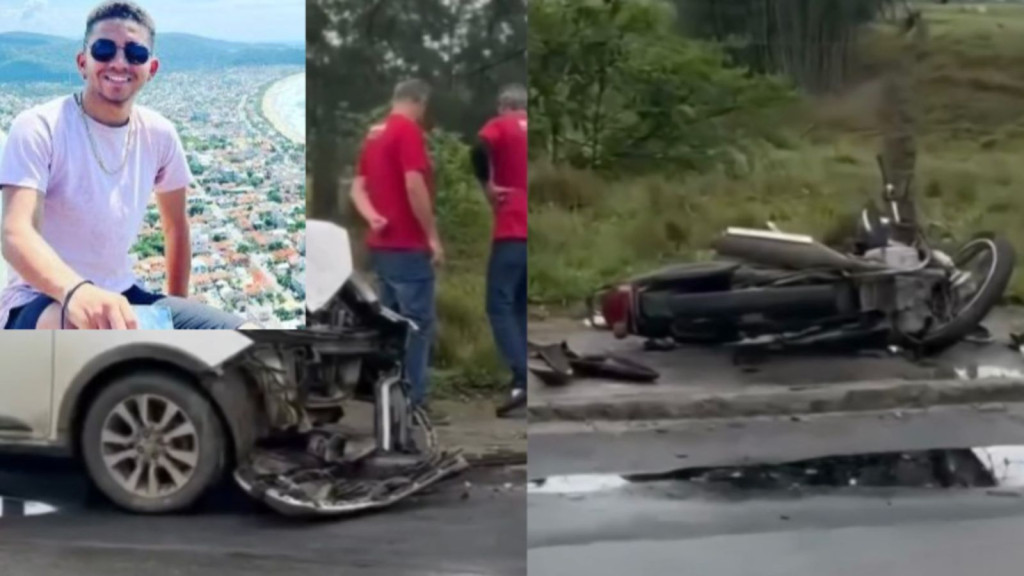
xmin=0 ymin=220 xmax=468 ymax=516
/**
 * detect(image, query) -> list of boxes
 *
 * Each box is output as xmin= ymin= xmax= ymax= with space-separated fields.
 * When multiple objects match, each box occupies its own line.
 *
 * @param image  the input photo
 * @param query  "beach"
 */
xmin=261 ymin=72 xmax=305 ymax=145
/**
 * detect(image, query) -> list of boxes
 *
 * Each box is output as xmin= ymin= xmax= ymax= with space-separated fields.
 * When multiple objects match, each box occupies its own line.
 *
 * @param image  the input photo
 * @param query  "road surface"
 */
xmin=528 ymin=402 xmax=1024 ymax=477
xmin=528 ymin=402 xmax=1024 ymax=575
xmin=0 ymin=454 xmax=525 ymax=576
xmin=529 ymin=477 xmax=1024 ymax=576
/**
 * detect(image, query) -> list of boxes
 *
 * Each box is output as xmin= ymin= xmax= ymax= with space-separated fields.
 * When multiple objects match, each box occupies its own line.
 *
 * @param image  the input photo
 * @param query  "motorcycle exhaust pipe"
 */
xmin=640 ymin=284 xmax=856 ymax=320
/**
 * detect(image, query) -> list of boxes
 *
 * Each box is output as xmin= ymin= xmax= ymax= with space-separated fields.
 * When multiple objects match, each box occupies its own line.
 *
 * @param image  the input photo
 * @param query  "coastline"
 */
xmin=261 ymin=72 xmax=305 ymax=145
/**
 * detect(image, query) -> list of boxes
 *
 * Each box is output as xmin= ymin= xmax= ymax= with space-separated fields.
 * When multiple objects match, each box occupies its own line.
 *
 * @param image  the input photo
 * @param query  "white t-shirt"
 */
xmin=0 ymin=95 xmax=193 ymax=327
xmin=0 ymin=128 xmax=7 ymax=290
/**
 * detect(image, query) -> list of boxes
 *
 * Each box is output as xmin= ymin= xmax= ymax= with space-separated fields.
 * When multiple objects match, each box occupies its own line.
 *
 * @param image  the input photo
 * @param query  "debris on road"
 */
xmin=528 ymin=340 xmax=660 ymax=386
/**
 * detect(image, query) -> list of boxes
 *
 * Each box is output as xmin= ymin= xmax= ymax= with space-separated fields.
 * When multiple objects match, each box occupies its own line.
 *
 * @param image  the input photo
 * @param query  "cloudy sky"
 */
xmin=0 ymin=0 xmax=304 ymax=44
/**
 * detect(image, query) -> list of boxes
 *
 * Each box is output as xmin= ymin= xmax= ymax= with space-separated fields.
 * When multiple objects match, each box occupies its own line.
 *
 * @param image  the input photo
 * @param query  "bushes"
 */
xmin=428 ymin=131 xmax=507 ymax=396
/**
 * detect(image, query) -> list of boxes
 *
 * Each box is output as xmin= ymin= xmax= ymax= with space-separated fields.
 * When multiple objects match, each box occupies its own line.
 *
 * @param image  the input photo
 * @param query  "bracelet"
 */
xmin=61 ymin=280 xmax=94 ymax=329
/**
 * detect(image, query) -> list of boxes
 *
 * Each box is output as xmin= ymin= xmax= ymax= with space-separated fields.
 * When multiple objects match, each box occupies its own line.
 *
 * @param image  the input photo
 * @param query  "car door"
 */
xmin=0 ymin=331 xmax=55 ymax=441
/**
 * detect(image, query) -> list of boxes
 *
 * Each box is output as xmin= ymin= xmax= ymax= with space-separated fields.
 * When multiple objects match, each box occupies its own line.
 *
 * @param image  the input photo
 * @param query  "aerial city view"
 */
xmin=0 ymin=32 xmax=306 ymax=328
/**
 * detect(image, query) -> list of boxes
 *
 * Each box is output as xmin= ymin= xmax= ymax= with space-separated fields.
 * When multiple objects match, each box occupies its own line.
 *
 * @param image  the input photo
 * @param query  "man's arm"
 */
xmin=1 ymin=186 xmax=85 ymax=301
xmin=349 ymin=175 xmax=384 ymax=226
xmin=405 ymin=171 xmax=438 ymax=243
xmin=156 ymin=187 xmax=190 ymax=298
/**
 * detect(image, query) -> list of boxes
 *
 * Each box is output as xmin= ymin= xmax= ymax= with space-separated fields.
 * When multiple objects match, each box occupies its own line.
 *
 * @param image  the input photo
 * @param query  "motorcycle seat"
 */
xmin=627 ymin=261 xmax=739 ymax=288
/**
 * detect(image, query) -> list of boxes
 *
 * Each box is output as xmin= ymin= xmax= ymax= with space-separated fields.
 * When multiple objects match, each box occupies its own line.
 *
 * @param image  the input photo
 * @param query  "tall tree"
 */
xmin=673 ymin=0 xmax=898 ymax=93
xmin=529 ymin=0 xmax=793 ymax=172
xmin=306 ymin=0 xmax=526 ymax=221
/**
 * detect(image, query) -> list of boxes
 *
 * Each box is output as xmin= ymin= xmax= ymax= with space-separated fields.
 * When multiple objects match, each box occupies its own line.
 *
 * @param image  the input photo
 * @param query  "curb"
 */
xmin=463 ymin=450 xmax=527 ymax=467
xmin=527 ymin=377 xmax=1024 ymax=422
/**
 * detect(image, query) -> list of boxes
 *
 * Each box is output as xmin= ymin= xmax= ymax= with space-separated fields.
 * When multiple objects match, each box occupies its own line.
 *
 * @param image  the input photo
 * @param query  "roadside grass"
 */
xmin=530 ymin=142 xmax=1024 ymax=308
xmin=528 ymin=4 xmax=1024 ymax=314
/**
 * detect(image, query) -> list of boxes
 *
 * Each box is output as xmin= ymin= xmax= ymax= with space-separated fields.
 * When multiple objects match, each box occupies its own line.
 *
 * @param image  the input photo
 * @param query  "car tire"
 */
xmin=80 ymin=371 xmax=227 ymax=514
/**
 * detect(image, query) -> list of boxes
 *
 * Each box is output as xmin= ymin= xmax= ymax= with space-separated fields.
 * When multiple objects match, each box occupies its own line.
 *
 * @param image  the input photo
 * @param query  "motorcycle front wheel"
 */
xmin=905 ymin=234 xmax=1016 ymax=354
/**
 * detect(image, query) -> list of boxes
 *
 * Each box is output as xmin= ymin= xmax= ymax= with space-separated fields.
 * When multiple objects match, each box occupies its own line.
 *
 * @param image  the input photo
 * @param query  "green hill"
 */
xmin=0 ymin=32 xmax=304 ymax=84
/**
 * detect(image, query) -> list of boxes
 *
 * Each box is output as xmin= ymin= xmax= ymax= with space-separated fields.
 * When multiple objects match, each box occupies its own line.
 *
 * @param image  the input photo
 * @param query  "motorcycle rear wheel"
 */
xmin=902 ymin=234 xmax=1016 ymax=354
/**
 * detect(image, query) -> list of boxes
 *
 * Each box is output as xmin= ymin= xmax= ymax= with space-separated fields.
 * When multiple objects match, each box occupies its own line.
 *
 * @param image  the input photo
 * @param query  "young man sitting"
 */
xmin=0 ymin=1 xmax=255 ymax=330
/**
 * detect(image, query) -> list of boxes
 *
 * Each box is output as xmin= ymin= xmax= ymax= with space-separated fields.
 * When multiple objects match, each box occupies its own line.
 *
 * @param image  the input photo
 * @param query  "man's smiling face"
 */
xmin=77 ymin=19 xmax=159 ymax=106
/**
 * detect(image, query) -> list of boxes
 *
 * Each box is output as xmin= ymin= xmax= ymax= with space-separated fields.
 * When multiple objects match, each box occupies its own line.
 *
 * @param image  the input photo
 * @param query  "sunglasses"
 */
xmin=89 ymin=38 xmax=151 ymax=65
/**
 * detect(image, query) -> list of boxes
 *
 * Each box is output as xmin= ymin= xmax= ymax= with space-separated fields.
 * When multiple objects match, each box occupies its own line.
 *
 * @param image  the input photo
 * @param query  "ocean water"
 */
xmin=267 ymin=73 xmax=305 ymax=143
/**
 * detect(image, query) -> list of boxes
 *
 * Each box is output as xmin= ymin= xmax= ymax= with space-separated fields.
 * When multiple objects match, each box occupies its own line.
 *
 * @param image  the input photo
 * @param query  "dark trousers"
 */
xmin=369 ymin=249 xmax=436 ymax=406
xmin=486 ymin=239 xmax=527 ymax=390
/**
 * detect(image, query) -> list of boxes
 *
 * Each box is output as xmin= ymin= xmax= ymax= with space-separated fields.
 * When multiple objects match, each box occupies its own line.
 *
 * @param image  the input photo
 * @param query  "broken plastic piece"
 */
xmin=528 ymin=340 xmax=659 ymax=384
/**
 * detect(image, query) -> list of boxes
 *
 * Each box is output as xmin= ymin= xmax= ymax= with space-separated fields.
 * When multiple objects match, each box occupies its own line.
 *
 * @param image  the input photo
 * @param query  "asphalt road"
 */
xmin=528 ymin=403 xmax=1024 ymax=477
xmin=0 ymin=455 xmax=525 ymax=576
xmin=528 ymin=397 xmax=1024 ymax=575
xmin=528 ymin=480 xmax=1024 ymax=576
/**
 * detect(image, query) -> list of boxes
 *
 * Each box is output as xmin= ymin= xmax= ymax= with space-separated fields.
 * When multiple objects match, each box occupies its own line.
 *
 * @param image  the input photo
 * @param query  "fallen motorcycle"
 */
xmin=589 ymin=157 xmax=1016 ymax=356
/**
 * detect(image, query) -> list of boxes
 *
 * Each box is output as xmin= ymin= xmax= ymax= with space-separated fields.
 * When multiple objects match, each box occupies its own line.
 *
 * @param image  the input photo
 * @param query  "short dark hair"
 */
xmin=84 ymin=1 xmax=156 ymax=48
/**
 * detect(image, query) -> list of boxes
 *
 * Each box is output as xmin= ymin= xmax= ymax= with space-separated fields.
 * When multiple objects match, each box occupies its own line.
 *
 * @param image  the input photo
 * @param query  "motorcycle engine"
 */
xmin=861 ymin=244 xmax=939 ymax=335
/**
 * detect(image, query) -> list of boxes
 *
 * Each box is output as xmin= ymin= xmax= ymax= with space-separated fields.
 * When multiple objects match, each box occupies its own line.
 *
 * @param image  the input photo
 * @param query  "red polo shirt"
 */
xmin=356 ymin=113 xmax=434 ymax=250
xmin=478 ymin=111 xmax=528 ymax=241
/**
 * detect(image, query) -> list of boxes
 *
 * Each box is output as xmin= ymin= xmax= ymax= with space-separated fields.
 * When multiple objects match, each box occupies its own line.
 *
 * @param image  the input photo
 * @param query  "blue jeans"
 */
xmin=370 ymin=249 xmax=436 ymax=407
xmin=6 ymin=284 xmax=246 ymax=329
xmin=486 ymin=240 xmax=527 ymax=391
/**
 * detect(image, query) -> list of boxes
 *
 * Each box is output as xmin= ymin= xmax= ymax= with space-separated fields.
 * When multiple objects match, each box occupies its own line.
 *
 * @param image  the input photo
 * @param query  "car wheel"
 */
xmin=80 ymin=371 xmax=226 ymax=514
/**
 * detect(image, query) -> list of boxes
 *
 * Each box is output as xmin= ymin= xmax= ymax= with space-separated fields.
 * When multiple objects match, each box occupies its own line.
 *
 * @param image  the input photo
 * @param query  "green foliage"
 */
xmin=672 ymin=0 xmax=896 ymax=92
xmin=430 ymin=130 xmax=506 ymax=393
xmin=307 ymin=0 xmax=526 ymax=220
xmin=529 ymin=0 xmax=795 ymax=174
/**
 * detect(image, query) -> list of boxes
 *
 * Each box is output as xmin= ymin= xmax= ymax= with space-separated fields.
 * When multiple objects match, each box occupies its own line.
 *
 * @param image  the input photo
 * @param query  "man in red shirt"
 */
xmin=350 ymin=79 xmax=446 ymax=421
xmin=471 ymin=84 xmax=528 ymax=418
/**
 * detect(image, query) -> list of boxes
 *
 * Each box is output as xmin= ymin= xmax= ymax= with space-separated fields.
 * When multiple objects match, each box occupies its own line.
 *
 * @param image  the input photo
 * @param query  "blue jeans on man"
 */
xmin=486 ymin=239 xmax=527 ymax=395
xmin=369 ymin=249 xmax=435 ymax=408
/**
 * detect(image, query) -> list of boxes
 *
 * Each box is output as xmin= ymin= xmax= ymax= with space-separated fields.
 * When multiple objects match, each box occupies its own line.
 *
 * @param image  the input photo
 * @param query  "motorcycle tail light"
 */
xmin=600 ymin=285 xmax=633 ymax=339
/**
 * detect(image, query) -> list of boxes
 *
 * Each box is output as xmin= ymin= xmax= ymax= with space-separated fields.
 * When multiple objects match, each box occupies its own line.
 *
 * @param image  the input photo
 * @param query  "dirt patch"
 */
xmin=434 ymin=400 xmax=527 ymax=466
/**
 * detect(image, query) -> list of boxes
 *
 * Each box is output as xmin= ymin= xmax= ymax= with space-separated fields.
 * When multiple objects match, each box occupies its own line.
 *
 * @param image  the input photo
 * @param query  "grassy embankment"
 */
xmin=529 ymin=4 xmax=1024 ymax=316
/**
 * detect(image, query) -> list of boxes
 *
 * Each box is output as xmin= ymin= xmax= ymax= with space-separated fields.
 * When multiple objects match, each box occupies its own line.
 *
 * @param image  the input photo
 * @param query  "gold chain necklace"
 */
xmin=75 ymin=92 xmax=135 ymax=176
